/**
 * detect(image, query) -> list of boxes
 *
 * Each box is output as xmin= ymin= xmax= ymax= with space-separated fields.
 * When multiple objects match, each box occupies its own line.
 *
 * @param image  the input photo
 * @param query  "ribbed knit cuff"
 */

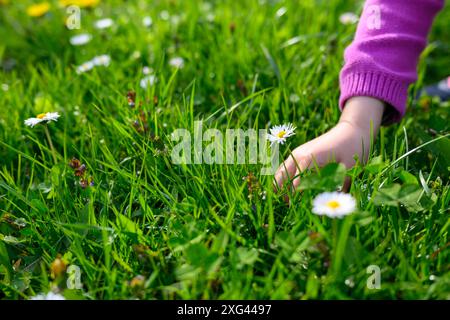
xmin=339 ymin=71 xmax=409 ymax=124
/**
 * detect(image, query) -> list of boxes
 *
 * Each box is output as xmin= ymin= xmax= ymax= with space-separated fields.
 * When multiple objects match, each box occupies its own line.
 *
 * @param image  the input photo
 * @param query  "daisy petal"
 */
xmin=312 ymin=191 xmax=356 ymax=218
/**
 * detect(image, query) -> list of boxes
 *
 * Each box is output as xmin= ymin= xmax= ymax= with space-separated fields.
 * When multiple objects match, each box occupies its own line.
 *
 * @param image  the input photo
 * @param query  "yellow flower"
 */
xmin=50 ymin=256 xmax=67 ymax=279
xmin=58 ymin=0 xmax=100 ymax=8
xmin=26 ymin=2 xmax=51 ymax=17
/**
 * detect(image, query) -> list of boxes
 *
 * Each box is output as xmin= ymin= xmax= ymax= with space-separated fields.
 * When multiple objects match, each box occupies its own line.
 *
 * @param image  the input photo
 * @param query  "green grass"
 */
xmin=0 ymin=0 xmax=449 ymax=300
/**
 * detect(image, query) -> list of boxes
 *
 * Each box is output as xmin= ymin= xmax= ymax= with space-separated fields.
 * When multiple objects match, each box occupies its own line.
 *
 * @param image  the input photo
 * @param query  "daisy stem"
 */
xmin=332 ymin=219 xmax=338 ymax=243
xmin=332 ymin=216 xmax=353 ymax=275
xmin=331 ymin=218 xmax=339 ymax=271
xmin=44 ymin=124 xmax=57 ymax=164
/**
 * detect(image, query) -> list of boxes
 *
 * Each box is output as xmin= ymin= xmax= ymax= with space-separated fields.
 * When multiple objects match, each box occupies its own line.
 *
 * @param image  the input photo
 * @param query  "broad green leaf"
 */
xmin=373 ymin=183 xmax=423 ymax=212
xmin=0 ymin=241 xmax=12 ymax=283
xmin=116 ymin=214 xmax=143 ymax=237
xmin=236 ymin=247 xmax=259 ymax=268
xmin=298 ymin=162 xmax=346 ymax=191
xmin=399 ymin=170 xmax=418 ymax=185
xmin=365 ymin=156 xmax=386 ymax=174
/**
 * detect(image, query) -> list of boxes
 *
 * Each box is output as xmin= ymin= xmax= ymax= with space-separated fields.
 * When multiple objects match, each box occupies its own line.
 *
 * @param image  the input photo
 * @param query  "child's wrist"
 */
xmin=339 ymin=96 xmax=385 ymax=134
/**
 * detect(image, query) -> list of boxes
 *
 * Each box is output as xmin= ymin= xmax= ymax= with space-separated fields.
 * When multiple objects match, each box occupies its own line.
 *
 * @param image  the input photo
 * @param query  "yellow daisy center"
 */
xmin=326 ymin=200 xmax=341 ymax=209
xmin=37 ymin=113 xmax=47 ymax=119
xmin=277 ymin=130 xmax=286 ymax=139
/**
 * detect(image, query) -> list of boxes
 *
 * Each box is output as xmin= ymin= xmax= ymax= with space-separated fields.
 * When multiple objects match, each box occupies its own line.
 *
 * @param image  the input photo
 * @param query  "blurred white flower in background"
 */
xmin=169 ymin=57 xmax=184 ymax=69
xmin=276 ymin=7 xmax=287 ymax=18
xmin=339 ymin=12 xmax=358 ymax=25
xmin=69 ymin=33 xmax=92 ymax=46
xmin=95 ymin=18 xmax=114 ymax=29
xmin=76 ymin=61 xmax=95 ymax=74
xmin=143 ymin=16 xmax=153 ymax=27
xmin=170 ymin=15 xmax=181 ymax=26
xmin=159 ymin=10 xmax=170 ymax=21
xmin=131 ymin=51 xmax=141 ymax=60
xmin=92 ymin=54 xmax=111 ymax=67
xmin=140 ymin=75 xmax=157 ymax=89
xmin=142 ymin=66 xmax=152 ymax=75
xmin=76 ymin=55 xmax=111 ymax=73
xmin=201 ymin=2 xmax=213 ymax=12
xmin=289 ymin=93 xmax=300 ymax=103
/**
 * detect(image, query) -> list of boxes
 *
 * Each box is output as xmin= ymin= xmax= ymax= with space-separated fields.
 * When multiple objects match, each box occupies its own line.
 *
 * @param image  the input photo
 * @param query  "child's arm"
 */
xmin=275 ymin=0 xmax=444 ymax=190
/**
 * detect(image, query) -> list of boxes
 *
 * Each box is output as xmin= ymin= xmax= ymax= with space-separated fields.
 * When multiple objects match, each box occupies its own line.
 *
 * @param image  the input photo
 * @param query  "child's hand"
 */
xmin=275 ymin=97 xmax=386 ymax=190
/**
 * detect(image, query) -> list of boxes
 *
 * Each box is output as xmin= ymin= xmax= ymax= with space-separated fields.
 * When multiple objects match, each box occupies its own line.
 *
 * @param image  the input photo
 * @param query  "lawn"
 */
xmin=0 ymin=0 xmax=449 ymax=300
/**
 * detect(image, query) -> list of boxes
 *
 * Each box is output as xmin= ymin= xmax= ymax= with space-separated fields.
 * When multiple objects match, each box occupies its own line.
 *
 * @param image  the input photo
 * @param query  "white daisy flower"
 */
xmin=30 ymin=292 xmax=65 ymax=300
xmin=94 ymin=18 xmax=114 ymax=29
xmin=24 ymin=112 xmax=60 ymax=128
xmin=76 ymin=60 xmax=95 ymax=74
xmin=339 ymin=12 xmax=358 ymax=25
xmin=69 ymin=33 xmax=92 ymax=46
xmin=267 ymin=123 xmax=296 ymax=145
xmin=143 ymin=16 xmax=153 ymax=27
xmin=169 ymin=57 xmax=184 ymax=69
xmin=312 ymin=192 xmax=356 ymax=218
xmin=140 ymin=75 xmax=157 ymax=89
xmin=92 ymin=54 xmax=111 ymax=67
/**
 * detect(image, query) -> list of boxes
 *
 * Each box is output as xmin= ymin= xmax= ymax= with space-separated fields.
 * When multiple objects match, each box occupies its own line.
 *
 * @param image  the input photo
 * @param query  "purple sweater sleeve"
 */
xmin=339 ymin=0 xmax=444 ymax=123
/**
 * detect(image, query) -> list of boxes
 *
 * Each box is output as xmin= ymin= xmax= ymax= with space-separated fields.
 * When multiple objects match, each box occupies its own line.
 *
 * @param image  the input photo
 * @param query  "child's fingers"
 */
xmin=274 ymin=151 xmax=313 ymax=191
xmin=274 ymin=154 xmax=297 ymax=190
xmin=342 ymin=176 xmax=352 ymax=192
xmin=291 ymin=168 xmax=303 ymax=191
xmin=291 ymin=156 xmax=313 ymax=190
